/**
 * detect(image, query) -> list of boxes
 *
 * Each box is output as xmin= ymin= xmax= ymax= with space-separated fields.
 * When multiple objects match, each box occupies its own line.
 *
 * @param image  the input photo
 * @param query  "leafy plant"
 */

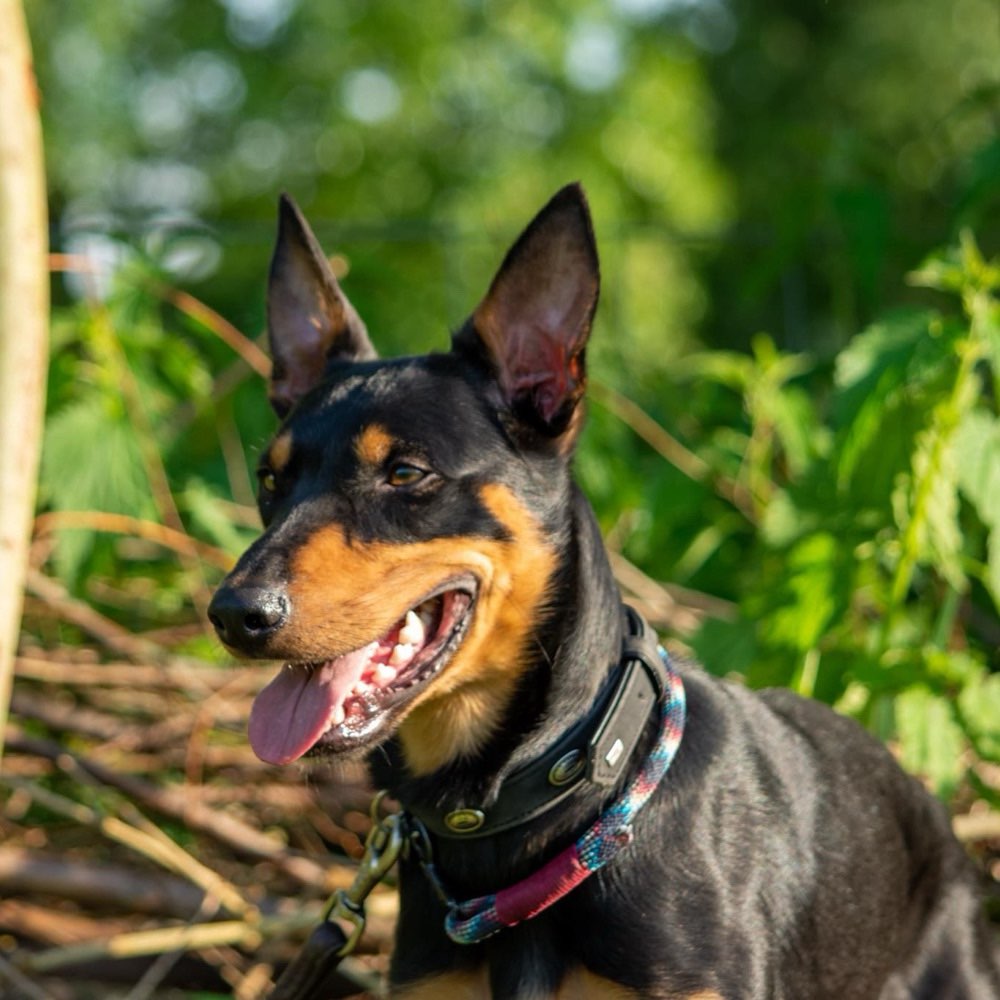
xmin=666 ymin=234 xmax=1000 ymax=797
xmin=37 ymin=255 xmax=265 ymax=636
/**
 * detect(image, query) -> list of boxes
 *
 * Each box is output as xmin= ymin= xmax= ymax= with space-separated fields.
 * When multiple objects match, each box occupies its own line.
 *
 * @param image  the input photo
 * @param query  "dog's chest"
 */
xmin=393 ymin=966 xmax=651 ymax=999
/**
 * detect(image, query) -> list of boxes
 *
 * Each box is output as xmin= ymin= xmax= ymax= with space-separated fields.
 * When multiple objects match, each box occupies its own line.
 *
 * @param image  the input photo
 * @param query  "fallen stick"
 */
xmin=24 ymin=571 xmax=163 ymax=663
xmin=0 ymin=848 xmax=204 ymax=919
xmin=13 ymin=653 xmax=268 ymax=692
xmin=0 ymin=951 xmax=53 ymax=1000
xmin=15 ymin=912 xmax=317 ymax=974
xmin=4 ymin=733 xmax=342 ymax=887
xmin=2 ymin=776 xmax=251 ymax=919
xmin=33 ymin=511 xmax=234 ymax=571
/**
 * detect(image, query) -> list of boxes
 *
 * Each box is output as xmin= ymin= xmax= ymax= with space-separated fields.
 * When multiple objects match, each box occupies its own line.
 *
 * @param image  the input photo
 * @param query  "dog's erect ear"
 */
xmin=266 ymin=194 xmax=376 ymax=417
xmin=455 ymin=183 xmax=599 ymax=442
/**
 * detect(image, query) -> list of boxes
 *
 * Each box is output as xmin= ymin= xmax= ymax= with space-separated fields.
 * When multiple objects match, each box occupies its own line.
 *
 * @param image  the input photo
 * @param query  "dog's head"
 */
xmin=209 ymin=185 xmax=600 ymax=775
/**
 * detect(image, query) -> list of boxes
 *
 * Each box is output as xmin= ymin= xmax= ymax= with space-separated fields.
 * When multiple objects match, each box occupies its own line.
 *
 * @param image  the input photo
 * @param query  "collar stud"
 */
xmin=548 ymin=749 xmax=585 ymax=787
xmin=444 ymin=808 xmax=486 ymax=834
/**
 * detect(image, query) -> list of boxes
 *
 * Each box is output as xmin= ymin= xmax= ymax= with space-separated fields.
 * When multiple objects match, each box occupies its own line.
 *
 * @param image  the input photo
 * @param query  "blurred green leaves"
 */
xmin=676 ymin=236 xmax=1000 ymax=796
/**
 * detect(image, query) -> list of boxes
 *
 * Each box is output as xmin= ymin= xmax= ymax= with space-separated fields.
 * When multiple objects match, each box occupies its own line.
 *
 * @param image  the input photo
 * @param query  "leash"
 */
xmin=265 ymin=614 xmax=686 ymax=998
xmin=265 ymin=794 xmax=406 ymax=1000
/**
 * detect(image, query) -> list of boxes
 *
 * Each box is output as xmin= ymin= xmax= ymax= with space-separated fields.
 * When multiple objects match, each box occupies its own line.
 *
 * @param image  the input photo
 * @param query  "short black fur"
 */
xmin=210 ymin=185 xmax=999 ymax=999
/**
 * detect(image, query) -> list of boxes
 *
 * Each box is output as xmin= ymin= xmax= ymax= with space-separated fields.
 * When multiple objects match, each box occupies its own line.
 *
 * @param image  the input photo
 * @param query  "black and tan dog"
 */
xmin=209 ymin=186 xmax=999 ymax=999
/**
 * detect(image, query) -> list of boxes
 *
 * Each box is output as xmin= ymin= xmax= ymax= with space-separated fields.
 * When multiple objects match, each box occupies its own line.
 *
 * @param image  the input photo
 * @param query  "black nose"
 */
xmin=208 ymin=584 xmax=289 ymax=654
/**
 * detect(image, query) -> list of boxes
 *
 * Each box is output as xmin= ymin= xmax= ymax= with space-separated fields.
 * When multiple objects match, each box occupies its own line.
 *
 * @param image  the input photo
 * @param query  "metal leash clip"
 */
xmin=325 ymin=793 xmax=406 ymax=957
xmin=266 ymin=793 xmax=404 ymax=1000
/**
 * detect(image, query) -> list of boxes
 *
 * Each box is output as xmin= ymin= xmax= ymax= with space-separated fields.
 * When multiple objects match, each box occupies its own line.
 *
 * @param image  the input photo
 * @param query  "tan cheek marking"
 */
xmin=268 ymin=431 xmax=293 ymax=472
xmin=394 ymin=969 xmax=488 ymax=999
xmin=285 ymin=529 xmax=484 ymax=660
xmin=395 ymin=969 xmax=642 ymax=999
xmin=556 ymin=970 xmax=640 ymax=999
xmin=283 ymin=484 xmax=556 ymax=775
xmin=398 ymin=483 xmax=556 ymax=775
xmin=355 ymin=423 xmax=394 ymax=465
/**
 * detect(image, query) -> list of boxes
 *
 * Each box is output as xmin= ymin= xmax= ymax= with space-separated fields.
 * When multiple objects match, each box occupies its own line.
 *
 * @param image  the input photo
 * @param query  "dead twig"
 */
xmin=23 ymin=571 xmax=164 ymax=663
xmin=156 ymin=282 xmax=270 ymax=378
xmin=2 ymin=776 xmax=251 ymax=919
xmin=13 ymin=651 xmax=265 ymax=693
xmin=33 ymin=511 xmax=235 ymax=572
xmin=0 ymin=847 xmax=206 ymax=918
xmin=0 ymin=951 xmax=55 ymax=1000
xmin=608 ymin=550 xmax=737 ymax=635
xmin=14 ymin=912 xmax=316 ymax=975
xmin=3 ymin=735 xmax=338 ymax=887
xmin=953 ymin=811 xmax=1000 ymax=843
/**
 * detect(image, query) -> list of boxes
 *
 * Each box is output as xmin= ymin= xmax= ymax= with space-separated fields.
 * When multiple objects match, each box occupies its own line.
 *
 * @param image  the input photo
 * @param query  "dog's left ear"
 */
xmin=455 ymin=183 xmax=599 ymax=444
xmin=267 ymin=194 xmax=377 ymax=417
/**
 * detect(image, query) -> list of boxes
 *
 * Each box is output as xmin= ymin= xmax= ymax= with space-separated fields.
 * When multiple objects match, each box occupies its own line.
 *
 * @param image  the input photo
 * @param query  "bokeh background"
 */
xmin=4 ymin=0 xmax=999 ymax=995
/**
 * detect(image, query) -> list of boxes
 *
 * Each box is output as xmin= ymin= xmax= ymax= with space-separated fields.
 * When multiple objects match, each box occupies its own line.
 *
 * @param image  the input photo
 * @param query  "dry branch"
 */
xmin=14 ymin=652 xmax=267 ymax=691
xmin=4 ymin=733 xmax=343 ymax=888
xmin=0 ymin=848 xmax=208 ymax=918
xmin=590 ymin=380 xmax=755 ymax=518
xmin=33 ymin=511 xmax=235 ymax=571
xmin=24 ymin=570 xmax=164 ymax=662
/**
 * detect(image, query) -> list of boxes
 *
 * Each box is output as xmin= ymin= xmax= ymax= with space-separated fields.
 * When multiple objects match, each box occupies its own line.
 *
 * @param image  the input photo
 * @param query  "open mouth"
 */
xmin=247 ymin=581 xmax=476 ymax=765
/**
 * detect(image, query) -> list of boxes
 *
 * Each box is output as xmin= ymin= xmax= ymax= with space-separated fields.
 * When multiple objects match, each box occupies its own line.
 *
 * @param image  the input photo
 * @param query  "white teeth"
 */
xmin=399 ymin=610 xmax=425 ymax=647
xmin=330 ymin=704 xmax=346 ymax=727
xmin=418 ymin=605 xmax=435 ymax=629
xmin=373 ymin=664 xmax=398 ymax=685
xmin=352 ymin=681 xmax=370 ymax=696
xmin=389 ymin=643 xmax=415 ymax=667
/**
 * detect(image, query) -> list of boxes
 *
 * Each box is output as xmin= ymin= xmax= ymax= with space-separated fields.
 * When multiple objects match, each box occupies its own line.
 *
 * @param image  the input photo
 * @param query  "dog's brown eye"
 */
xmin=387 ymin=463 xmax=426 ymax=487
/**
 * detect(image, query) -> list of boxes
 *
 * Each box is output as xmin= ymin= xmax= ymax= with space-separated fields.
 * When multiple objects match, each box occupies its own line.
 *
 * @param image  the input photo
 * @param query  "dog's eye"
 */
xmin=258 ymin=470 xmax=277 ymax=493
xmin=387 ymin=462 xmax=427 ymax=488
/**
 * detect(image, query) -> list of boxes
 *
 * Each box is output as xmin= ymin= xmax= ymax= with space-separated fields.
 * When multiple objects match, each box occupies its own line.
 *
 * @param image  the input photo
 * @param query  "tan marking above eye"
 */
xmin=267 ymin=431 xmax=294 ymax=473
xmin=355 ymin=423 xmax=395 ymax=466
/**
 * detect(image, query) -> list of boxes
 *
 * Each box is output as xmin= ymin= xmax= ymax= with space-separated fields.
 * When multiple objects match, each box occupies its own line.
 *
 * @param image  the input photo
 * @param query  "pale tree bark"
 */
xmin=0 ymin=0 xmax=49 ymax=767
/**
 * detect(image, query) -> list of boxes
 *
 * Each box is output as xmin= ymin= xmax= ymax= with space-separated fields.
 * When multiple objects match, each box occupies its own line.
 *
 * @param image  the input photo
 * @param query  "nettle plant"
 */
xmin=680 ymin=235 xmax=1000 ymax=800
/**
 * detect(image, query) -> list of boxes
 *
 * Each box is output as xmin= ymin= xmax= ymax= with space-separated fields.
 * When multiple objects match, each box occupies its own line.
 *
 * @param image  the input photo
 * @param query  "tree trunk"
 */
xmin=0 ymin=0 xmax=49 ymax=767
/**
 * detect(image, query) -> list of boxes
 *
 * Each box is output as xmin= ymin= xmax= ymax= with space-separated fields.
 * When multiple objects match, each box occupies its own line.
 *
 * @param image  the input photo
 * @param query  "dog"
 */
xmin=208 ymin=185 xmax=999 ymax=999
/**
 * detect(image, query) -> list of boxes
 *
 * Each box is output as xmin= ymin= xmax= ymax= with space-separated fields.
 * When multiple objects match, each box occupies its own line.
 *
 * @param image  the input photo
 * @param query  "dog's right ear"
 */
xmin=454 ymin=183 xmax=599 ymax=448
xmin=266 ymin=194 xmax=376 ymax=417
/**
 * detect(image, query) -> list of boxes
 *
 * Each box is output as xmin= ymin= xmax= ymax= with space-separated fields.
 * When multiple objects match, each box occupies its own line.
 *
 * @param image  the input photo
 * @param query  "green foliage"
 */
xmin=24 ymin=0 xmax=1000 ymax=804
xmin=37 ymin=258 xmax=263 ymax=630
xmin=676 ymin=236 xmax=1000 ymax=797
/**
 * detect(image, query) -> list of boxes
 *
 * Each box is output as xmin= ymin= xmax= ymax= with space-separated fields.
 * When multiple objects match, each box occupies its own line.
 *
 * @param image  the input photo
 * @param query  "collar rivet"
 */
xmin=444 ymin=808 xmax=486 ymax=834
xmin=548 ymin=749 xmax=585 ymax=787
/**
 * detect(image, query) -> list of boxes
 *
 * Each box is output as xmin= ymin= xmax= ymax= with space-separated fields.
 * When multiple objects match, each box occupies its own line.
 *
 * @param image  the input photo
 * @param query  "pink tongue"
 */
xmin=248 ymin=642 xmax=378 ymax=765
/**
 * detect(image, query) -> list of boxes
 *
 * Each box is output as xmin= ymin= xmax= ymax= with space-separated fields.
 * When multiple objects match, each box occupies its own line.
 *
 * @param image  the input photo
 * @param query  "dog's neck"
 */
xmin=507 ymin=485 xmax=625 ymax=769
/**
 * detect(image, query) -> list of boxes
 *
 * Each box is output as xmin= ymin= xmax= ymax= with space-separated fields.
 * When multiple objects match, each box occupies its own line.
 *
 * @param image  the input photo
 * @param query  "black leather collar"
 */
xmin=405 ymin=605 xmax=667 ymax=840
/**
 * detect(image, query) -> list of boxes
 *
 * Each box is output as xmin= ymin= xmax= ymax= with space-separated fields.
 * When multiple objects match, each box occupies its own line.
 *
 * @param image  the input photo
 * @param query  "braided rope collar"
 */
xmin=439 ymin=648 xmax=686 ymax=945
